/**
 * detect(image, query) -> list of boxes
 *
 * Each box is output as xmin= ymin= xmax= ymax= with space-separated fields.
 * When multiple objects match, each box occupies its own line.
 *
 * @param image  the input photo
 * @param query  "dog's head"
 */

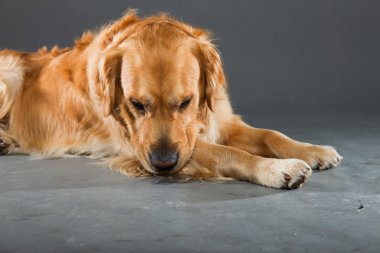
xmin=91 ymin=11 xmax=225 ymax=174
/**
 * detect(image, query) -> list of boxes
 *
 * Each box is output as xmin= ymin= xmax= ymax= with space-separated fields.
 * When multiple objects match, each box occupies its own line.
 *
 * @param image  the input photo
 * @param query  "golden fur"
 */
xmin=0 ymin=10 xmax=342 ymax=189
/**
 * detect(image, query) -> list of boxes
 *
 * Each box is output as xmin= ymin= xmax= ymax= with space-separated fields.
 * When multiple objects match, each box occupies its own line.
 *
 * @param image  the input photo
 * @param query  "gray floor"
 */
xmin=0 ymin=113 xmax=379 ymax=253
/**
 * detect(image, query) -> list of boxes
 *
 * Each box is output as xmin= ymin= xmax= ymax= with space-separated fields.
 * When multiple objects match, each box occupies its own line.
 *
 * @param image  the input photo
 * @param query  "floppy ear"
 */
xmin=93 ymin=10 xmax=140 ymax=116
xmin=97 ymin=48 xmax=123 ymax=116
xmin=197 ymin=41 xmax=226 ymax=111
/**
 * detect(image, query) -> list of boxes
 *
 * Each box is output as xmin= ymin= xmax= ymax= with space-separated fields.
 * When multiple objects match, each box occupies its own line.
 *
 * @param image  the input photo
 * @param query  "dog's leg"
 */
xmin=222 ymin=118 xmax=343 ymax=170
xmin=190 ymin=140 xmax=312 ymax=189
xmin=108 ymin=155 xmax=148 ymax=177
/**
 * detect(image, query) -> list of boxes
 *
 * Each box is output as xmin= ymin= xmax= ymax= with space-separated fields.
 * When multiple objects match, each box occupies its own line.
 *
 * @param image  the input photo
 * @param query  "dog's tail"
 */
xmin=0 ymin=52 xmax=24 ymax=120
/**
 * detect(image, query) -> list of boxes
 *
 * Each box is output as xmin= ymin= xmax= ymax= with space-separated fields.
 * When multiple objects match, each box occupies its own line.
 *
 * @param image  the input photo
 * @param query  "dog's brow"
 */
xmin=129 ymin=95 xmax=152 ymax=106
xmin=168 ymin=94 xmax=193 ymax=106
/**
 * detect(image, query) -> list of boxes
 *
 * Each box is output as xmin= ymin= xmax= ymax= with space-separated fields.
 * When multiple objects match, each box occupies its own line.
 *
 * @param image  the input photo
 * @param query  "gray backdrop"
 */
xmin=0 ymin=0 xmax=379 ymax=118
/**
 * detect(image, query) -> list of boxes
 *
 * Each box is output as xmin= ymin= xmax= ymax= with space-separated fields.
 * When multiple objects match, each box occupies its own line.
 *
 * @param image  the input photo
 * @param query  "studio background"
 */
xmin=1 ymin=0 xmax=379 ymax=119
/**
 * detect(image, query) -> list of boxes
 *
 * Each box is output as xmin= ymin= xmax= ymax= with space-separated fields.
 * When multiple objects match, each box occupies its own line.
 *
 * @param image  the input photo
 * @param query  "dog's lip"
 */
xmin=150 ymin=163 xmax=182 ymax=176
xmin=154 ymin=164 xmax=177 ymax=172
xmin=153 ymin=167 xmax=178 ymax=175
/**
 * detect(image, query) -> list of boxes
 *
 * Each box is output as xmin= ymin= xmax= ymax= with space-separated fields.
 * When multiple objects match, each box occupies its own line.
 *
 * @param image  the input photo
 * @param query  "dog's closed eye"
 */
xmin=130 ymin=98 xmax=145 ymax=114
xmin=179 ymin=97 xmax=192 ymax=111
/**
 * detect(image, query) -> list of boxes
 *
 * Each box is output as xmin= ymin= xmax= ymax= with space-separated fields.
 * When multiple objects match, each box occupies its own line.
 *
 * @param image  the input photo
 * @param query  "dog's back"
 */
xmin=0 ymin=47 xmax=128 ymax=157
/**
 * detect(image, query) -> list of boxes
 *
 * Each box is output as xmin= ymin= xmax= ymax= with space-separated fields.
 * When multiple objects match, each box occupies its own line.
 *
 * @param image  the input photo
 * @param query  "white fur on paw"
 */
xmin=257 ymin=159 xmax=312 ymax=189
xmin=301 ymin=145 xmax=343 ymax=170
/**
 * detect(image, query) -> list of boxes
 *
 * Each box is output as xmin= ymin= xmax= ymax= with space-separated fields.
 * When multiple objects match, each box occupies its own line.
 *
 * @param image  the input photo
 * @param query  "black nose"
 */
xmin=149 ymin=150 xmax=179 ymax=172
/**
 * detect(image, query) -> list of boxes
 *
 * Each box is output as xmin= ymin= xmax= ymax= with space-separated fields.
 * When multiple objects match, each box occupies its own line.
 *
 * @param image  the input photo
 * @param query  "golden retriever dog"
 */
xmin=0 ymin=10 xmax=342 ymax=189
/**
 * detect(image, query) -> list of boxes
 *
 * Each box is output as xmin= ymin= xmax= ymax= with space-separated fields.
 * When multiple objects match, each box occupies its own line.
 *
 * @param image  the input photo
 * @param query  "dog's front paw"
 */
xmin=278 ymin=159 xmax=312 ymax=189
xmin=257 ymin=159 xmax=312 ymax=189
xmin=299 ymin=145 xmax=343 ymax=170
